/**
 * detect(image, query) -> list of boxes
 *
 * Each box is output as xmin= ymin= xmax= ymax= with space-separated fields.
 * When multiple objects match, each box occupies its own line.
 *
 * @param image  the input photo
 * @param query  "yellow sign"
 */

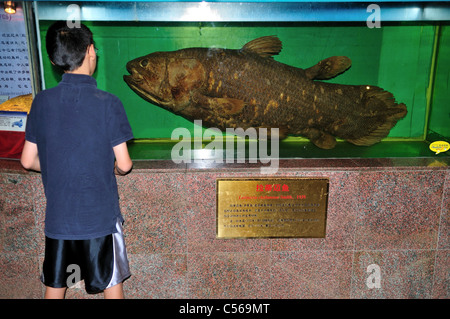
xmin=216 ymin=178 xmax=329 ymax=239
xmin=429 ymin=141 xmax=450 ymax=155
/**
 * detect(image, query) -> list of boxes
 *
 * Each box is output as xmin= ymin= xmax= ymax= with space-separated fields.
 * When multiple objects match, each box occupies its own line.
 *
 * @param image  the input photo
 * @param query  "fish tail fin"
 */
xmin=346 ymin=86 xmax=407 ymax=146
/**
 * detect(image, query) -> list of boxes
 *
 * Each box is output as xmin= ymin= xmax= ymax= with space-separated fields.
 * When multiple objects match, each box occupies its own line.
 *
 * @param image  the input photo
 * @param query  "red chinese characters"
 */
xmin=256 ymin=184 xmax=289 ymax=192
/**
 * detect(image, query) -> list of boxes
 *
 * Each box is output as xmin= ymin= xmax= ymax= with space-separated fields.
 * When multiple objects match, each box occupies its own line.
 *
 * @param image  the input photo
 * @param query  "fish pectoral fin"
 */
xmin=301 ymin=128 xmax=337 ymax=149
xmin=305 ymin=56 xmax=352 ymax=80
xmin=213 ymin=97 xmax=246 ymax=115
xmin=193 ymin=93 xmax=246 ymax=115
xmin=241 ymin=36 xmax=282 ymax=58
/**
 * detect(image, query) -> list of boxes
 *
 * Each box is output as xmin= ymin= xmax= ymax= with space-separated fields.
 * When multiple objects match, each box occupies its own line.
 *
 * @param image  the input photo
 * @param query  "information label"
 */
xmin=0 ymin=111 xmax=27 ymax=132
xmin=216 ymin=178 xmax=329 ymax=238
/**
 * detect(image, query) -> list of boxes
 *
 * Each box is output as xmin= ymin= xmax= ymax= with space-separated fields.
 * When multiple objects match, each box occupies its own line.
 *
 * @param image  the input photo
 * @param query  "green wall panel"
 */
xmin=39 ymin=21 xmax=438 ymax=142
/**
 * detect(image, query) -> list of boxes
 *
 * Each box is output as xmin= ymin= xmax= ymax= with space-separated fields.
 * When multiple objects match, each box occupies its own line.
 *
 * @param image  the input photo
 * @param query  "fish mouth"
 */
xmin=123 ymin=65 xmax=145 ymax=86
xmin=123 ymin=70 xmax=168 ymax=106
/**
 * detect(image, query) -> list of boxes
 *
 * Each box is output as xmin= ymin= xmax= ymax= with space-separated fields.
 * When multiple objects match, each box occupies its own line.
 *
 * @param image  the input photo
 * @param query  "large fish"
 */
xmin=123 ymin=36 xmax=407 ymax=149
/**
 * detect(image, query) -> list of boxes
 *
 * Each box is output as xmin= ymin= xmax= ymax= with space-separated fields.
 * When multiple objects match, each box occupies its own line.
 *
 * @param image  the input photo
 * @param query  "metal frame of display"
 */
xmin=34 ymin=1 xmax=450 ymax=22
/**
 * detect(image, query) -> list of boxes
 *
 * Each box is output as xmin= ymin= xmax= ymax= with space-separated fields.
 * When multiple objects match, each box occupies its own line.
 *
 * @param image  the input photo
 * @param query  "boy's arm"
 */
xmin=113 ymin=141 xmax=133 ymax=175
xmin=20 ymin=140 xmax=41 ymax=172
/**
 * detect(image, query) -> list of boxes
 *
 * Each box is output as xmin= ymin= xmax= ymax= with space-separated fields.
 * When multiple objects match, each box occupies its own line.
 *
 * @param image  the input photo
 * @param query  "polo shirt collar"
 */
xmin=61 ymin=73 xmax=97 ymax=87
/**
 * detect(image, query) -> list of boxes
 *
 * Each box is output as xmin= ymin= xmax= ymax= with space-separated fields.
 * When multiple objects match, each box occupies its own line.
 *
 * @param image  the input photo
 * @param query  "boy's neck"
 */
xmin=66 ymin=46 xmax=96 ymax=76
xmin=66 ymin=65 xmax=92 ymax=76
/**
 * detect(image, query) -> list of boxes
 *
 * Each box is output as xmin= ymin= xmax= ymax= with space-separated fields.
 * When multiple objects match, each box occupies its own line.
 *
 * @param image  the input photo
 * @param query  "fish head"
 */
xmin=124 ymin=52 xmax=172 ymax=107
xmin=124 ymin=51 xmax=206 ymax=113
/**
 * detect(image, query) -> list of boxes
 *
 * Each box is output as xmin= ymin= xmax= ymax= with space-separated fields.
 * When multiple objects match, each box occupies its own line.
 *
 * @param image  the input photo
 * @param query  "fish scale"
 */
xmin=200 ymin=50 xmax=311 ymax=129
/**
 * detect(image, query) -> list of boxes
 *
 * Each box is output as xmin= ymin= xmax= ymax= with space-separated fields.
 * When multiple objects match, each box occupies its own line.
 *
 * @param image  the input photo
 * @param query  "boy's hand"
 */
xmin=114 ymin=162 xmax=130 ymax=175
xmin=113 ymin=142 xmax=133 ymax=175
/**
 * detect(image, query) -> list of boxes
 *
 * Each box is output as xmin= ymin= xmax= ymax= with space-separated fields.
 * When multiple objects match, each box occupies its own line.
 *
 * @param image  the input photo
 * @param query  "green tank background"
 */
xmin=38 ymin=21 xmax=449 ymax=157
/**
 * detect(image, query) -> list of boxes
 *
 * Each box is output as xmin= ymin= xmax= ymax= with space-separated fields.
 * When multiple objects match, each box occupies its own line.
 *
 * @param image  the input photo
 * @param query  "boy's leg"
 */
xmin=44 ymin=286 xmax=67 ymax=299
xmin=104 ymin=282 xmax=124 ymax=299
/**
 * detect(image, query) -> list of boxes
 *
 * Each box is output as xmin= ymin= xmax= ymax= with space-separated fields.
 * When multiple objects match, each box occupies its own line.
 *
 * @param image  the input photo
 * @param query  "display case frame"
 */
xmin=25 ymin=1 xmax=450 ymax=161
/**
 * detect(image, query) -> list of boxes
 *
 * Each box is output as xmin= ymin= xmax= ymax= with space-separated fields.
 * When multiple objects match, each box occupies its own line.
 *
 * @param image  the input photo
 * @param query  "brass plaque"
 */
xmin=216 ymin=178 xmax=329 ymax=238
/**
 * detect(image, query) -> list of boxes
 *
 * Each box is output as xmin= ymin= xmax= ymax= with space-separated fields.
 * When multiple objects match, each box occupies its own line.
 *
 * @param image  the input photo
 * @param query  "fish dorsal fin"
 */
xmin=242 ymin=36 xmax=282 ymax=58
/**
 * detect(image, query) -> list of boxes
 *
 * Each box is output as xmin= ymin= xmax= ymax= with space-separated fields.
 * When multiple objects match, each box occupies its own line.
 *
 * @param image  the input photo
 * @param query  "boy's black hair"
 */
xmin=46 ymin=21 xmax=94 ymax=72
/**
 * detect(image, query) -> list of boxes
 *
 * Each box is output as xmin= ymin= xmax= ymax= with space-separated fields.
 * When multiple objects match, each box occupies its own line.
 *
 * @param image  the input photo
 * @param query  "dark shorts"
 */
xmin=41 ymin=219 xmax=131 ymax=294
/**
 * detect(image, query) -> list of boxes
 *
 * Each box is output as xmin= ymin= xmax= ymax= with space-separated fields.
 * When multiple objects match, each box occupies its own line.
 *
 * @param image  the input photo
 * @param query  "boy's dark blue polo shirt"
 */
xmin=25 ymin=73 xmax=134 ymax=240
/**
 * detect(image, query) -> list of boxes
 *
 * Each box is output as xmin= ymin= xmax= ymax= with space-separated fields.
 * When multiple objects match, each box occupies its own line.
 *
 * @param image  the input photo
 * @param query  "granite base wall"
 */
xmin=0 ymin=158 xmax=448 ymax=299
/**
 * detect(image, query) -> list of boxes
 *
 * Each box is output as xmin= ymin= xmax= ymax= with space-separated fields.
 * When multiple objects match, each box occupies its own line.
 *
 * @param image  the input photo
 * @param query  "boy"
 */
xmin=21 ymin=21 xmax=133 ymax=299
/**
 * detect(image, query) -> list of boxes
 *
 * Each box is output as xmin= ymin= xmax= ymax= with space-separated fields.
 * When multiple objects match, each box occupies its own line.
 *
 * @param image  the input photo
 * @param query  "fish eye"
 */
xmin=140 ymin=59 xmax=148 ymax=68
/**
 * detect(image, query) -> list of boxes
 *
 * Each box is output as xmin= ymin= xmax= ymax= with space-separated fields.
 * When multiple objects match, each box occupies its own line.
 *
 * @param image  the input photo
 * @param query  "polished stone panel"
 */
xmin=437 ymin=172 xmax=449 ymax=249
xmin=0 ymin=253 xmax=41 ymax=298
xmin=117 ymin=173 xmax=187 ymax=254
xmin=0 ymin=174 xmax=38 ymax=254
xmin=187 ymin=252 xmax=271 ymax=299
xmin=352 ymin=250 xmax=436 ymax=298
xmin=0 ymin=158 xmax=448 ymax=299
xmin=432 ymin=250 xmax=449 ymax=299
xmin=355 ymin=171 xmax=445 ymax=250
xmin=271 ymin=251 xmax=353 ymax=299
xmin=126 ymin=253 xmax=187 ymax=299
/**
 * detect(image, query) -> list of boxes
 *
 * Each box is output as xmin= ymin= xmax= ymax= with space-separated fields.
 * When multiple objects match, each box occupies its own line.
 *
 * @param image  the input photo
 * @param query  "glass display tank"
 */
xmin=30 ymin=1 xmax=450 ymax=161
